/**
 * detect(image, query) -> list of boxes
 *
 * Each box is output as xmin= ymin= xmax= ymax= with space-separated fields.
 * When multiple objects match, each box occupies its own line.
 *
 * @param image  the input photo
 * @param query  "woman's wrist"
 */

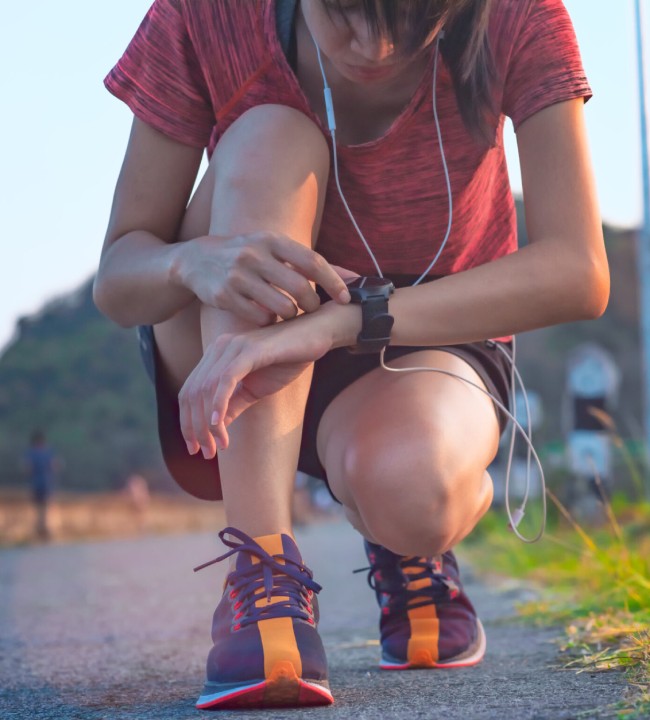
xmin=316 ymin=299 xmax=363 ymax=350
xmin=167 ymin=239 xmax=193 ymax=291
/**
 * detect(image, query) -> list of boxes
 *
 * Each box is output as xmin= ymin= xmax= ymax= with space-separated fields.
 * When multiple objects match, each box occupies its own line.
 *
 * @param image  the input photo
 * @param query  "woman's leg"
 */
xmin=316 ymin=349 xmax=501 ymax=555
xmin=153 ymin=105 xmax=330 ymax=537
xmin=317 ymin=350 xmax=499 ymax=669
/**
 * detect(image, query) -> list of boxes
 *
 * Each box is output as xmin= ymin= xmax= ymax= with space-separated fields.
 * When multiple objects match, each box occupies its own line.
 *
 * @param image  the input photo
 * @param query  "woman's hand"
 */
xmin=171 ymin=232 xmax=356 ymax=326
xmin=178 ymin=309 xmax=342 ymax=457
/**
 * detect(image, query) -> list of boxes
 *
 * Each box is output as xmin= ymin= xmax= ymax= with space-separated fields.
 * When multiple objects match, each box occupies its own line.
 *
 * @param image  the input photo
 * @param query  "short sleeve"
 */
xmin=104 ymin=0 xmax=214 ymax=148
xmin=502 ymin=0 xmax=592 ymax=131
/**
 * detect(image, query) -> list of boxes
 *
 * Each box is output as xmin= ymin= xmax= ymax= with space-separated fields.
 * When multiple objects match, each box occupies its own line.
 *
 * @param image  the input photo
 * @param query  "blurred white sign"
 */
xmin=514 ymin=390 xmax=543 ymax=431
xmin=567 ymin=344 xmax=620 ymax=399
xmin=568 ymin=430 xmax=612 ymax=477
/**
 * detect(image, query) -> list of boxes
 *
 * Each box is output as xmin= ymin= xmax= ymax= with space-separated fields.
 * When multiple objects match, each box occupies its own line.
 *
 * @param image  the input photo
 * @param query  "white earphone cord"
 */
xmin=311 ymin=33 xmax=546 ymax=542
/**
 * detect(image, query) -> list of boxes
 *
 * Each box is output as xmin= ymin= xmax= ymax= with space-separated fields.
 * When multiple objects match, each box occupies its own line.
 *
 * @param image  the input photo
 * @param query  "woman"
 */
xmin=95 ymin=0 xmax=609 ymax=709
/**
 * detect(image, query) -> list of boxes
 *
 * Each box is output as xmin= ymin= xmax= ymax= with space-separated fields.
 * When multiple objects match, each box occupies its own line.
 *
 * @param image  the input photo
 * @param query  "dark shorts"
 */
xmin=138 ymin=275 xmax=513 ymax=501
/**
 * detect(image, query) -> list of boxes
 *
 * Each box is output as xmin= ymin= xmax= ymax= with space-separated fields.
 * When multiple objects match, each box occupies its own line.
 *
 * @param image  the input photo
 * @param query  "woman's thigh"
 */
xmin=316 ymin=349 xmax=501 ymax=535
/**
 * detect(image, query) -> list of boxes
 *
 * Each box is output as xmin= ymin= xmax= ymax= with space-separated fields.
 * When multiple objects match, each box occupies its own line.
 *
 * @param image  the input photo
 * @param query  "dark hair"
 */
xmin=326 ymin=0 xmax=497 ymax=145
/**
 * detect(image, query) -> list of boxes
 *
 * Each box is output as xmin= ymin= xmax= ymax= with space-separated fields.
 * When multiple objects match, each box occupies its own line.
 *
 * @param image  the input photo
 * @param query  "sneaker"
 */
xmin=360 ymin=541 xmax=486 ymax=670
xmin=194 ymin=527 xmax=333 ymax=709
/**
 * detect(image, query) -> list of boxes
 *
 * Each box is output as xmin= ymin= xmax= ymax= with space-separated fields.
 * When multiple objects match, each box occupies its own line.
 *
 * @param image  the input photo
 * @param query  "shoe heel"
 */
xmin=264 ymin=661 xmax=301 ymax=705
xmin=265 ymin=661 xmax=333 ymax=707
xmin=409 ymin=649 xmax=436 ymax=668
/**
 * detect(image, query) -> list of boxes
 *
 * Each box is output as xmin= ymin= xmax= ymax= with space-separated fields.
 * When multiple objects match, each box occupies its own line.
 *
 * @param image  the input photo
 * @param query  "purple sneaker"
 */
xmin=361 ymin=541 xmax=486 ymax=669
xmin=194 ymin=528 xmax=333 ymax=709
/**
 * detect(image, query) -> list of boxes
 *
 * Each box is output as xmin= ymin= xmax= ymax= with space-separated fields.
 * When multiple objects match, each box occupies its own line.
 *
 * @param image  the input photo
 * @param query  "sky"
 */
xmin=1 ymin=0 xmax=648 ymax=352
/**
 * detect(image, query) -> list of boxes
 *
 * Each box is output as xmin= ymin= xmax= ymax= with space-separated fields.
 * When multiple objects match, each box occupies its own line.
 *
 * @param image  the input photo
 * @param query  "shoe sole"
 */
xmin=380 ymin=618 xmax=487 ymax=670
xmin=196 ymin=661 xmax=333 ymax=710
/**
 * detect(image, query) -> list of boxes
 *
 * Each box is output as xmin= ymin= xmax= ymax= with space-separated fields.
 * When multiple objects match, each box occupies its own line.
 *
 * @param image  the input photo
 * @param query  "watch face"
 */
xmin=346 ymin=277 xmax=394 ymax=291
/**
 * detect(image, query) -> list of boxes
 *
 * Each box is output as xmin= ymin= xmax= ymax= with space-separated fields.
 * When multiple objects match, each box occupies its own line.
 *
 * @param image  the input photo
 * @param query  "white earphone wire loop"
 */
xmin=497 ymin=338 xmax=535 ymax=512
xmin=379 ymin=346 xmax=547 ymax=543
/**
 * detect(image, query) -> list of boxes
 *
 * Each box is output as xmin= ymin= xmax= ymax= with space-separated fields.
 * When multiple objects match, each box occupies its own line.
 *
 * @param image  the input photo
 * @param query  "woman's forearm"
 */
xmin=327 ymin=241 xmax=610 ymax=348
xmin=93 ymin=231 xmax=194 ymax=327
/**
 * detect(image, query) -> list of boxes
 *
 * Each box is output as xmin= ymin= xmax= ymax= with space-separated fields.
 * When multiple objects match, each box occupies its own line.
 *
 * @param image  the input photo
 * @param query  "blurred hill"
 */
xmin=0 ymin=203 xmax=642 ymax=491
xmin=0 ymin=281 xmax=171 ymax=492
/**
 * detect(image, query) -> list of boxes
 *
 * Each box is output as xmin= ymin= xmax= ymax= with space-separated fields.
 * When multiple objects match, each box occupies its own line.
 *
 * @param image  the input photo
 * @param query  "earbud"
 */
xmin=323 ymin=87 xmax=336 ymax=132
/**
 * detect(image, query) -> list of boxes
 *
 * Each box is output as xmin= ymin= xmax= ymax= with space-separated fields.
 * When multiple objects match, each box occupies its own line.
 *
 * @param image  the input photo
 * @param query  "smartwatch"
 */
xmin=346 ymin=277 xmax=395 ymax=354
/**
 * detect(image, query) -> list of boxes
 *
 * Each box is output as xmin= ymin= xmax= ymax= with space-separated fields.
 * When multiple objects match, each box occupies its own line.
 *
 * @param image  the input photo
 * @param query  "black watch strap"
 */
xmin=349 ymin=297 xmax=394 ymax=354
xmin=346 ymin=277 xmax=395 ymax=354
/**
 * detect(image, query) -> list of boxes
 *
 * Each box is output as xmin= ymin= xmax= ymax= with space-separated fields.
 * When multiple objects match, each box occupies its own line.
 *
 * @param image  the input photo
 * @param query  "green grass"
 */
xmin=462 ymin=489 xmax=650 ymax=719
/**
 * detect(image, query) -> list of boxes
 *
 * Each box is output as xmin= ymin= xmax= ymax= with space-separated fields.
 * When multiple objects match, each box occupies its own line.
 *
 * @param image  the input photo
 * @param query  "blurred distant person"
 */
xmin=124 ymin=473 xmax=151 ymax=532
xmin=291 ymin=471 xmax=315 ymax=526
xmin=23 ymin=430 xmax=57 ymax=540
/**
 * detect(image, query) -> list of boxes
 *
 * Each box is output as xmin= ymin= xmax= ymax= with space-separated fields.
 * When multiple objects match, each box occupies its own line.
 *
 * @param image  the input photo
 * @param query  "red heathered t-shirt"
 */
xmin=104 ymin=0 xmax=591 ymax=342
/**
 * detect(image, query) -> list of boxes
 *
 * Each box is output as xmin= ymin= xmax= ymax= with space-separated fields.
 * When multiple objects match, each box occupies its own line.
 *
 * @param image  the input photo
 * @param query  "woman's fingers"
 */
xmin=209 ymin=353 xmax=256 ymax=448
xmin=179 ymin=368 xmax=214 ymax=458
xmin=178 ymin=394 xmax=200 ymax=456
xmin=266 ymin=236 xmax=351 ymax=304
xmin=259 ymin=262 xmax=320 ymax=314
xmin=179 ymin=338 xmax=231 ymax=458
xmin=225 ymin=288 xmax=278 ymax=326
xmin=236 ymin=269 xmax=301 ymax=320
xmin=192 ymin=233 xmax=352 ymax=323
xmin=219 ymin=383 xmax=260 ymax=429
xmin=192 ymin=385 xmax=217 ymax=458
xmin=330 ymin=264 xmax=361 ymax=282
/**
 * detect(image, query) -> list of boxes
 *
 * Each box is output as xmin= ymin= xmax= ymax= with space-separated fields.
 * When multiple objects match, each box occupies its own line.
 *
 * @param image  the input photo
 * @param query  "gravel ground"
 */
xmin=0 ymin=521 xmax=627 ymax=719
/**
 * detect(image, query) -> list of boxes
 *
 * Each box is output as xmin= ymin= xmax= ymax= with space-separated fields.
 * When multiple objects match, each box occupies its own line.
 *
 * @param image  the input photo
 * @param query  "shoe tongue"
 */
xmin=235 ymin=533 xmax=302 ymax=571
xmin=366 ymin=540 xmax=398 ymax=560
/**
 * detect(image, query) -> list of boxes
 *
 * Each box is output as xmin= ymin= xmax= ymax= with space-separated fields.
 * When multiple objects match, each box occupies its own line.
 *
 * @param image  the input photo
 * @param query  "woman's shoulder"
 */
xmin=177 ymin=0 xmax=269 ymax=67
xmin=134 ymin=0 xmax=267 ymax=50
xmin=489 ymin=0 xmax=574 ymax=45
xmin=488 ymin=0 xmax=591 ymax=128
xmin=174 ymin=0 xmax=272 ymax=96
xmin=488 ymin=0 xmax=535 ymax=45
xmin=177 ymin=0 xmax=265 ymax=28
xmin=488 ymin=0 xmax=580 ymax=74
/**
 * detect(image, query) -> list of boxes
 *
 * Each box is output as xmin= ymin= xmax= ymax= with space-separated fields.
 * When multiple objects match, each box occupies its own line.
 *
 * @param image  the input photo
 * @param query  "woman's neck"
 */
xmin=294 ymin=9 xmax=431 ymax=144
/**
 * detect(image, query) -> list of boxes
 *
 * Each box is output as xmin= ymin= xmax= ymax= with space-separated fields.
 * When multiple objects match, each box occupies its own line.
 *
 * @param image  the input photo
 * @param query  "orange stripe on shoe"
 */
xmin=403 ymin=564 xmax=439 ymax=665
xmin=252 ymin=534 xmax=303 ymax=679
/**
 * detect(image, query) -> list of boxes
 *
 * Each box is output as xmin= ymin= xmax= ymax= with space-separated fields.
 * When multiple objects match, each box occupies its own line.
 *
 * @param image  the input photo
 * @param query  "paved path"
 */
xmin=0 ymin=522 xmax=626 ymax=719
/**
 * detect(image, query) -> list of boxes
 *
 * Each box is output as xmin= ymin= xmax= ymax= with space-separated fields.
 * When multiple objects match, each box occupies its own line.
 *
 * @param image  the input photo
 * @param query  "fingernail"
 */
xmin=200 ymin=445 xmax=211 ymax=459
xmin=186 ymin=441 xmax=198 ymax=455
xmin=339 ymin=289 xmax=351 ymax=303
xmin=210 ymin=411 xmax=219 ymax=426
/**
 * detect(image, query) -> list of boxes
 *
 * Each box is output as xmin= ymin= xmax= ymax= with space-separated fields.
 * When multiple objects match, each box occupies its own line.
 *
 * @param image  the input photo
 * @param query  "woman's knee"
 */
xmin=206 ymin=105 xmax=330 ymax=243
xmin=341 ymin=425 xmax=462 ymax=508
xmin=339 ymin=437 xmax=491 ymax=555
xmin=213 ymin=105 xmax=330 ymax=183
xmin=362 ymin=482 xmax=487 ymax=556
xmin=177 ymin=104 xmax=329 ymax=245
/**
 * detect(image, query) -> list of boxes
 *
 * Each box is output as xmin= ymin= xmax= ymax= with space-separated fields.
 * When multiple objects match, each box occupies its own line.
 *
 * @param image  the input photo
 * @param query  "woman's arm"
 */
xmin=94 ymin=118 xmax=352 ymax=328
xmin=93 ymin=118 xmax=204 ymax=326
xmin=326 ymin=98 xmax=610 ymax=348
